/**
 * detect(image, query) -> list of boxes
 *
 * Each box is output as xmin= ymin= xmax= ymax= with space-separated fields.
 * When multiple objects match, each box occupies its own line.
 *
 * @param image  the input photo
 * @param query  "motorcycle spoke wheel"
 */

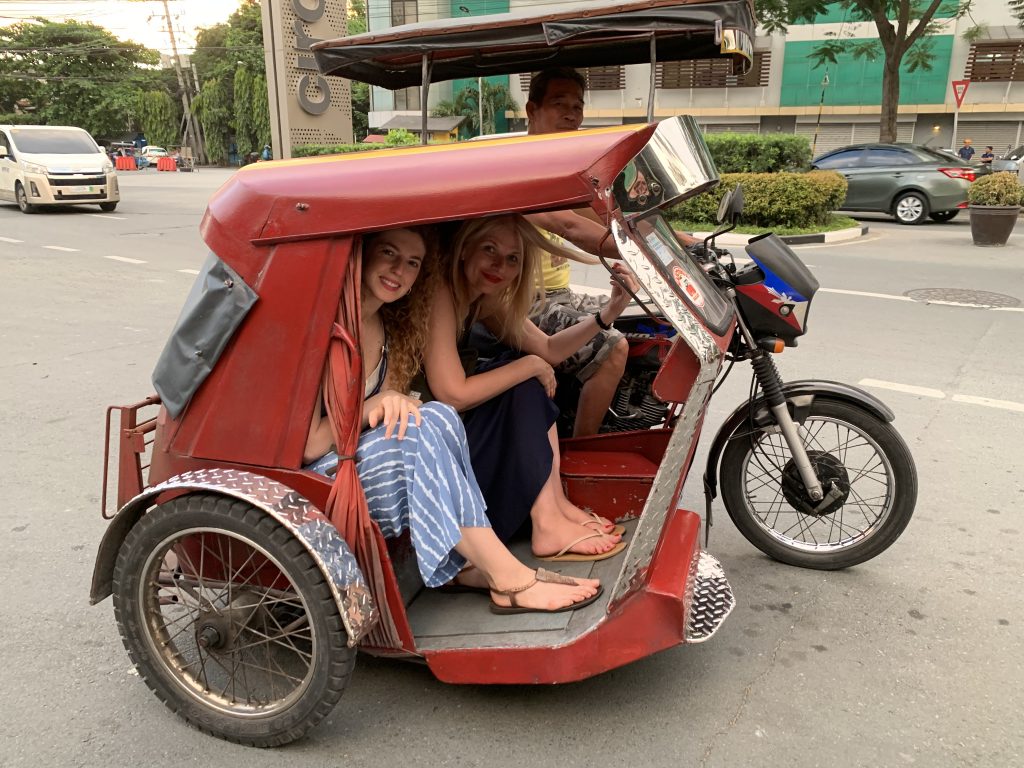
xmin=113 ymin=494 xmax=354 ymax=746
xmin=720 ymin=399 xmax=917 ymax=569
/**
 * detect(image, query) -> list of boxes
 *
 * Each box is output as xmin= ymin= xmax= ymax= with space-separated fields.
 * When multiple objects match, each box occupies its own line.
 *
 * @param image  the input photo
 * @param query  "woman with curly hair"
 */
xmin=304 ymin=226 xmax=601 ymax=613
xmin=424 ymin=214 xmax=637 ymax=561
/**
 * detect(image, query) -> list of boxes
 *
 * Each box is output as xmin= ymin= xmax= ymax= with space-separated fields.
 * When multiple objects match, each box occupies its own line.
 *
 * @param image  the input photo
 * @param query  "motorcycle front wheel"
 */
xmin=720 ymin=398 xmax=917 ymax=569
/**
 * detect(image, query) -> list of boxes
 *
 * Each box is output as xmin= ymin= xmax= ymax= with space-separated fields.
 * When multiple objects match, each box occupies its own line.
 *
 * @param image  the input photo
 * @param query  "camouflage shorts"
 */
xmin=530 ymin=288 xmax=624 ymax=383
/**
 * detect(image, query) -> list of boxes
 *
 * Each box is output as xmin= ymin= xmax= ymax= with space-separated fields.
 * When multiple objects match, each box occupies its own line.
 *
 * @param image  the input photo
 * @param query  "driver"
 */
xmin=523 ymin=67 xmax=698 ymax=436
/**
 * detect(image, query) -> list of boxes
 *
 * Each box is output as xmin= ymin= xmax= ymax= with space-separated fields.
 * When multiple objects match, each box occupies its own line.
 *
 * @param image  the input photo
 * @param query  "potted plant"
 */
xmin=968 ymin=172 xmax=1022 ymax=247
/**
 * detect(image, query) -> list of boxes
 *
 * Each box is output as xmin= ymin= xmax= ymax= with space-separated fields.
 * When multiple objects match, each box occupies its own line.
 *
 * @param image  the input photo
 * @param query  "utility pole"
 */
xmin=160 ymin=0 xmax=205 ymax=164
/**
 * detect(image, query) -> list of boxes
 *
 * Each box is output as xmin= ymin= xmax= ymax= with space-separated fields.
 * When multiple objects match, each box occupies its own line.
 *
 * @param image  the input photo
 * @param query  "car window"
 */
xmin=912 ymin=146 xmax=964 ymax=164
xmin=0 ymin=132 xmax=11 ymax=158
xmin=10 ymin=128 xmax=98 ymax=154
xmin=1006 ymin=146 xmax=1024 ymax=160
xmin=814 ymin=149 xmax=864 ymax=169
xmin=862 ymin=148 xmax=917 ymax=166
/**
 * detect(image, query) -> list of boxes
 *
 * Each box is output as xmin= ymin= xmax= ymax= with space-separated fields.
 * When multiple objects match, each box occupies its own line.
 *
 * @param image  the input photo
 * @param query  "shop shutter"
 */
xmin=702 ymin=123 xmax=760 ymax=134
xmin=795 ymin=123 xmax=855 ymax=155
xmin=957 ymin=121 xmax=1023 ymax=156
xmin=851 ymin=123 xmax=915 ymax=144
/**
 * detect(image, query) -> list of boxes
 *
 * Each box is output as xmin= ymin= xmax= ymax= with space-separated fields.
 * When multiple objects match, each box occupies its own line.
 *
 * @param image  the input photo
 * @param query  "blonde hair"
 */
xmin=365 ymin=227 xmax=439 ymax=394
xmin=447 ymin=214 xmax=598 ymax=344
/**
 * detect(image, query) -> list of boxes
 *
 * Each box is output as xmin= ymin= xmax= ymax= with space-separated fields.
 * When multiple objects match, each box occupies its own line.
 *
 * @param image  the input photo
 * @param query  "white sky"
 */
xmin=0 ymin=0 xmax=247 ymax=53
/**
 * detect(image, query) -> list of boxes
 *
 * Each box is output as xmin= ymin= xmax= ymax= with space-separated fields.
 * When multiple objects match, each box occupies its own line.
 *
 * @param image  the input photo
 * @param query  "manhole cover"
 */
xmin=904 ymin=288 xmax=1020 ymax=308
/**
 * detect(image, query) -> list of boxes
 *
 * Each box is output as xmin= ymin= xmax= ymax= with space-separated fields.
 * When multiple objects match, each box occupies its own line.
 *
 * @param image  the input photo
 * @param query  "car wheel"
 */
xmin=99 ymin=202 xmax=118 ymax=212
xmin=893 ymin=191 xmax=929 ymax=225
xmin=15 ymin=182 xmax=36 ymax=214
xmin=928 ymin=210 xmax=959 ymax=222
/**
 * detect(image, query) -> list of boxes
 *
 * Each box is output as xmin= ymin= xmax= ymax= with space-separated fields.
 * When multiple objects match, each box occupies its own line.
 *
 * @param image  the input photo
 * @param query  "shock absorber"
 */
xmin=749 ymin=351 xmax=785 ymax=407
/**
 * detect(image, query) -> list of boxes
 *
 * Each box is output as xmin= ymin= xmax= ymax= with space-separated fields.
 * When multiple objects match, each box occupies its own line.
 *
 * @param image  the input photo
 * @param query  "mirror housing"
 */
xmin=717 ymin=186 xmax=744 ymax=225
xmin=0 ymin=146 xmax=8 ymax=159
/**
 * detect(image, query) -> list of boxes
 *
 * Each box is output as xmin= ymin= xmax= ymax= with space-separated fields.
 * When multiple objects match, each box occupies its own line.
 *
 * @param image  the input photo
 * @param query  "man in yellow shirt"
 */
xmin=524 ymin=68 xmax=695 ymax=437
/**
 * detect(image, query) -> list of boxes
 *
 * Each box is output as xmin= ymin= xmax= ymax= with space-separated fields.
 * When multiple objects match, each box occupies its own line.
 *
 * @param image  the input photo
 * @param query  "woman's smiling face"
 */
xmin=462 ymin=221 xmax=523 ymax=298
xmin=362 ymin=228 xmax=426 ymax=306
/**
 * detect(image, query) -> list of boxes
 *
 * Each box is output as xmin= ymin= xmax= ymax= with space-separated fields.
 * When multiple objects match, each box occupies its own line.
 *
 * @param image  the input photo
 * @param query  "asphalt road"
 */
xmin=1 ymin=168 xmax=1022 ymax=767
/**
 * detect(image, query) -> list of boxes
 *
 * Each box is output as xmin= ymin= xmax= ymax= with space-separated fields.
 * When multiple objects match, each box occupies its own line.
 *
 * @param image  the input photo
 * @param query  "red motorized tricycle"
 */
xmin=91 ymin=0 xmax=916 ymax=747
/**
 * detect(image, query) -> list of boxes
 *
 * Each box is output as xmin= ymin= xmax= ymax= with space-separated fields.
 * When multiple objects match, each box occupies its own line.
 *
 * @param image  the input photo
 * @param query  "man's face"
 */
xmin=527 ymin=78 xmax=585 ymax=135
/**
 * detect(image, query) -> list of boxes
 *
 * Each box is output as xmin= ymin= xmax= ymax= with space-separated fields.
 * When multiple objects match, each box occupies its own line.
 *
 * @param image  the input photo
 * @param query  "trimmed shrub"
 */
xmin=703 ymin=132 xmax=812 ymax=173
xmin=968 ymin=172 xmax=1023 ymax=206
xmin=668 ymin=171 xmax=847 ymax=229
xmin=292 ymin=143 xmax=384 ymax=157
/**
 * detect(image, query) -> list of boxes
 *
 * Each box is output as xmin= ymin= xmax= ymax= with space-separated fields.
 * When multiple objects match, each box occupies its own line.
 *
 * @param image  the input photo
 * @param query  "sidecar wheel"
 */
xmin=112 ymin=494 xmax=355 ymax=747
xmin=719 ymin=399 xmax=917 ymax=570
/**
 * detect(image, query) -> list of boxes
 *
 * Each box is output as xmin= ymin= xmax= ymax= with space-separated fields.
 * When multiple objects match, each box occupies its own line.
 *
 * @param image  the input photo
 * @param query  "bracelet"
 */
xmin=594 ymin=310 xmax=612 ymax=331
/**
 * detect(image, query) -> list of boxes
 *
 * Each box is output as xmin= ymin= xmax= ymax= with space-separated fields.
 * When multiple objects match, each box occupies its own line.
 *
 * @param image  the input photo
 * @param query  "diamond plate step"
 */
xmin=685 ymin=551 xmax=735 ymax=644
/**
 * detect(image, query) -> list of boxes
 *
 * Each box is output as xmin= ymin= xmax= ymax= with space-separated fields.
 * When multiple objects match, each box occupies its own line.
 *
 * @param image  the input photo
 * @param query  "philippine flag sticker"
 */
xmin=672 ymin=265 xmax=705 ymax=308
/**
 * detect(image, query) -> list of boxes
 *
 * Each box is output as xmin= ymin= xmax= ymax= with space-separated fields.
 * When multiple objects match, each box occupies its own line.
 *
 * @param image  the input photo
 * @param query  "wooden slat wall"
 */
xmin=518 ymin=66 xmax=625 ymax=93
xmin=965 ymin=42 xmax=1024 ymax=82
xmin=656 ymin=52 xmax=771 ymax=89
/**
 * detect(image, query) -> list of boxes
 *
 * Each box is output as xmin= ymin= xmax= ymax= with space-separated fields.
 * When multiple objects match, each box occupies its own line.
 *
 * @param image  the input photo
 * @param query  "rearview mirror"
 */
xmin=717 ymin=186 xmax=744 ymax=225
xmin=0 ymin=146 xmax=8 ymax=159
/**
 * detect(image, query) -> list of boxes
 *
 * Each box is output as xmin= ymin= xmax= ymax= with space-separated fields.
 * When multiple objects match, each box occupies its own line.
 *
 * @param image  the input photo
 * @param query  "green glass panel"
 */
xmin=780 ymin=36 xmax=953 ymax=106
xmin=792 ymin=1 xmax=957 ymax=25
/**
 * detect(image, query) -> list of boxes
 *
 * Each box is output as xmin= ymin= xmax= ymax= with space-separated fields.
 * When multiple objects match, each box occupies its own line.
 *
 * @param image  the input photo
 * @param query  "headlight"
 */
xmin=101 ymin=160 xmax=114 ymax=172
xmin=21 ymin=161 xmax=48 ymax=175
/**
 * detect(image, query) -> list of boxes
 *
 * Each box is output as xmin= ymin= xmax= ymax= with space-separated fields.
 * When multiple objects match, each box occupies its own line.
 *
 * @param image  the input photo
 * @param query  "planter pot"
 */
xmin=969 ymin=205 xmax=1020 ymax=247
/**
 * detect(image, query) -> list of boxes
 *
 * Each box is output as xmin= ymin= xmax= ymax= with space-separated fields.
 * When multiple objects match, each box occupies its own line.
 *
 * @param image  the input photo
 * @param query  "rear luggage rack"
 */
xmin=101 ymin=395 xmax=161 ymax=518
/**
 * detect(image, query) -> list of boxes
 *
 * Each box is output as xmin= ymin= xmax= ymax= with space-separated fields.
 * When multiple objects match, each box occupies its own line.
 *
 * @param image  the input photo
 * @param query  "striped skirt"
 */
xmin=307 ymin=401 xmax=490 ymax=587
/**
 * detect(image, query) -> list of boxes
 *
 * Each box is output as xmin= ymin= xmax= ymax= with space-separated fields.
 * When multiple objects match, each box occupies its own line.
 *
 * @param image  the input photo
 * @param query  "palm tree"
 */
xmin=433 ymin=80 xmax=518 ymax=137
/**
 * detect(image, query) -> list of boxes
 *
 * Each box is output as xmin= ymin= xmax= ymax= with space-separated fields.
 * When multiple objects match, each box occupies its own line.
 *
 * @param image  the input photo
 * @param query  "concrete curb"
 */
xmin=689 ymin=225 xmax=869 ymax=246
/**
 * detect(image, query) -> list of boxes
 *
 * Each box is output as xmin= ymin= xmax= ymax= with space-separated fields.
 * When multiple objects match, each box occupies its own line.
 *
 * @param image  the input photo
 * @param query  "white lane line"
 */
xmin=0 ymin=236 xmax=23 ymax=243
xmin=858 ymin=379 xmax=945 ymax=398
xmin=43 ymin=245 xmax=79 ymax=252
xmin=178 ymin=268 xmax=200 ymax=275
xmin=993 ymin=307 xmax=1024 ymax=313
xmin=89 ymin=214 xmax=126 ymax=220
xmin=951 ymin=394 xmax=1024 ymax=414
xmin=104 ymin=255 xmax=146 ymax=264
xmin=821 ymin=288 xmax=914 ymax=302
xmin=792 ymin=235 xmax=884 ymax=250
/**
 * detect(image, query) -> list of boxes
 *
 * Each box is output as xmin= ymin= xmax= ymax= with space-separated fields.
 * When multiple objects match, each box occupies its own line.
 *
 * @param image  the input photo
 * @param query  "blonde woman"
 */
xmin=305 ymin=226 xmax=601 ymax=614
xmin=423 ymin=214 xmax=638 ymax=561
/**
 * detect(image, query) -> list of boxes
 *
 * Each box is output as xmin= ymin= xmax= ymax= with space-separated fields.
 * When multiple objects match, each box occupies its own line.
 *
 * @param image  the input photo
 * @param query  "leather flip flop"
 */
xmin=582 ymin=513 xmax=626 ymax=537
xmin=490 ymin=567 xmax=604 ymax=615
xmin=535 ymin=532 xmax=627 ymax=563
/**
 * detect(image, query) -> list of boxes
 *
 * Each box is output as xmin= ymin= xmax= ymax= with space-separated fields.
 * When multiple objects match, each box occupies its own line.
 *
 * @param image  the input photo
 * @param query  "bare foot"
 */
xmin=490 ymin=573 xmax=600 ymax=611
xmin=452 ymin=565 xmax=489 ymax=590
xmin=532 ymin=517 xmax=621 ymax=559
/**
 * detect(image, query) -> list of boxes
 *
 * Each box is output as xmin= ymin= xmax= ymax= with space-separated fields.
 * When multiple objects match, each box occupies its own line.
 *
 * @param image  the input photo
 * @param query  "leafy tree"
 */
xmin=1013 ymin=0 xmax=1024 ymax=27
xmin=0 ymin=19 xmax=165 ymax=139
xmin=758 ymin=1 xmax=973 ymax=143
xmin=138 ymin=91 xmax=179 ymax=148
xmin=348 ymin=0 xmax=369 ymax=140
xmin=433 ymin=80 xmax=517 ymax=136
xmin=191 ymin=0 xmax=269 ymax=162
xmin=385 ymin=128 xmax=418 ymax=146
xmin=194 ymin=77 xmax=231 ymax=163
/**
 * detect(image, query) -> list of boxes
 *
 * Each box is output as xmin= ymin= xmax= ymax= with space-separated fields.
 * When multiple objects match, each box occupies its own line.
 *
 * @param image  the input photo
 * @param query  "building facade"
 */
xmin=364 ymin=0 xmax=1024 ymax=155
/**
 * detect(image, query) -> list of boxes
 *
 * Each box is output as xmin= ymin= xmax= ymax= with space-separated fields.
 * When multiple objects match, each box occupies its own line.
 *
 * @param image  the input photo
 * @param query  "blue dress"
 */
xmin=306 ymin=343 xmax=490 ymax=588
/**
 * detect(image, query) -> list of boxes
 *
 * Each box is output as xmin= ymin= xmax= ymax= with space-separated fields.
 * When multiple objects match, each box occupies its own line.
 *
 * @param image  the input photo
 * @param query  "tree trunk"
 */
xmin=879 ymin=56 xmax=902 ymax=143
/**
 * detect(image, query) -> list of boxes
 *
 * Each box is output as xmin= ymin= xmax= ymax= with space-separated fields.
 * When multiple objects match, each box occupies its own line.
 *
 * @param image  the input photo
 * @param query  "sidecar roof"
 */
xmin=201 ymin=123 xmax=656 ymax=262
xmin=312 ymin=0 xmax=756 ymax=89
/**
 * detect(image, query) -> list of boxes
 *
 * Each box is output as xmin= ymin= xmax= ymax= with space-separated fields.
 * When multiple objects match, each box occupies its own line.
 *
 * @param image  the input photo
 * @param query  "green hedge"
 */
xmin=292 ymin=143 xmax=384 ymax=157
xmin=668 ymin=171 xmax=847 ymax=229
xmin=704 ymin=132 xmax=812 ymax=173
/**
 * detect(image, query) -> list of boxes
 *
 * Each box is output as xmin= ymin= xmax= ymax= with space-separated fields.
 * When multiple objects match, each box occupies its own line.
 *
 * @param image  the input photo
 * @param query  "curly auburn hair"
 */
xmin=446 ymin=214 xmax=596 ymax=345
xmin=363 ymin=226 xmax=439 ymax=394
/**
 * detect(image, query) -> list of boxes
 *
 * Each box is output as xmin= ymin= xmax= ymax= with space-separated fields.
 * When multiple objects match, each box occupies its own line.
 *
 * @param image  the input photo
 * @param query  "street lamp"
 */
xmin=458 ymin=6 xmax=485 ymax=136
xmin=811 ymin=71 xmax=830 ymax=157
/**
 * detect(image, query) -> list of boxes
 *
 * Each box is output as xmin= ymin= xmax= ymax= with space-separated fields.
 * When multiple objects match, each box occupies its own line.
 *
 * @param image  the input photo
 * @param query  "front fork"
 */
xmin=748 ymin=353 xmax=824 ymax=502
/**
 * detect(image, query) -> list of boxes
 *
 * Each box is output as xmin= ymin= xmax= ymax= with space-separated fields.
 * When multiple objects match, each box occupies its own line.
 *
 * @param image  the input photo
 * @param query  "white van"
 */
xmin=0 ymin=125 xmax=119 ymax=213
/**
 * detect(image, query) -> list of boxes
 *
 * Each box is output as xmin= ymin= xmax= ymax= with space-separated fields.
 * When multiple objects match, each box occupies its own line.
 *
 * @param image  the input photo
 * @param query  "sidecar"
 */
xmin=91 ymin=0 xmax=755 ymax=747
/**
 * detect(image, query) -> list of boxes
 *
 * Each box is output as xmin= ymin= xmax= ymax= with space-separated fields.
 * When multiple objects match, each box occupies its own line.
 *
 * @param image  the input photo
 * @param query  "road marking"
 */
xmin=104 ymin=255 xmax=146 ymax=264
xmin=993 ymin=307 xmax=1024 ymax=313
xmin=792 ymin=235 xmax=884 ymax=250
xmin=858 ymin=379 xmax=945 ymax=398
xmin=821 ymin=288 xmax=914 ymax=302
xmin=43 ymin=245 xmax=79 ymax=252
xmin=178 ymin=268 xmax=200 ymax=275
xmin=951 ymin=394 xmax=1024 ymax=413
xmin=90 ymin=214 xmax=126 ymax=220
xmin=0 ymin=236 xmax=23 ymax=243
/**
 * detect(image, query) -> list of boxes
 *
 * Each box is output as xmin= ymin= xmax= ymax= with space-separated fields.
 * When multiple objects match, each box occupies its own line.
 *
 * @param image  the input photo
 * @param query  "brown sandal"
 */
xmin=489 ymin=567 xmax=604 ymax=615
xmin=535 ymin=532 xmax=627 ymax=562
